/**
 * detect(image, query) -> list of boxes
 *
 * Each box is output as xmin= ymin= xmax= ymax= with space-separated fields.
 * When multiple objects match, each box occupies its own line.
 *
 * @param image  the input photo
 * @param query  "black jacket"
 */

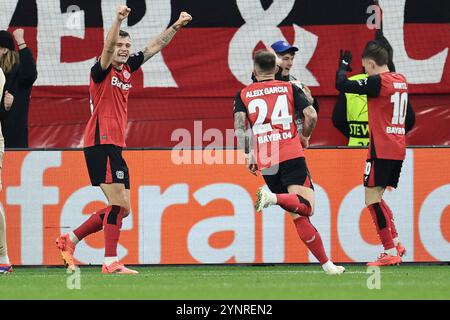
xmin=0 ymin=47 xmax=37 ymax=148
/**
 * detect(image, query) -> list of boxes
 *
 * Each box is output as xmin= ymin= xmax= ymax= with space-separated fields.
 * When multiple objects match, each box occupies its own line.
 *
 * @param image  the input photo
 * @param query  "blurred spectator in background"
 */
xmin=0 ymin=28 xmax=37 ymax=148
xmin=0 ymin=66 xmax=12 ymax=274
xmin=332 ymin=30 xmax=415 ymax=146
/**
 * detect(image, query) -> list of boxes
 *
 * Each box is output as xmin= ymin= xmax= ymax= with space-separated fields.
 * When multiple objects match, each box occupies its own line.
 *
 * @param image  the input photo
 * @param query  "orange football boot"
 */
xmin=367 ymin=253 xmax=402 ymax=266
xmin=396 ymin=243 xmax=406 ymax=257
xmin=102 ymin=262 xmax=139 ymax=274
xmin=55 ymin=234 xmax=76 ymax=270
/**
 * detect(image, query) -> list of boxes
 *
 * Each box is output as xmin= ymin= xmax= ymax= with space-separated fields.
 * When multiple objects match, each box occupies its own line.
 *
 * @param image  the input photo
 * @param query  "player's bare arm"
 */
xmin=234 ymin=111 xmax=246 ymax=151
xmin=234 ymin=111 xmax=257 ymax=175
xmin=100 ymin=5 xmax=131 ymax=70
xmin=301 ymin=105 xmax=317 ymax=148
xmin=142 ymin=12 xmax=192 ymax=63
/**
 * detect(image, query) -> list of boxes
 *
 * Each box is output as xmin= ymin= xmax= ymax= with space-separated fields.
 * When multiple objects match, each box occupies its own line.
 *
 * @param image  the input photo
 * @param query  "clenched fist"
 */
xmin=177 ymin=12 xmax=192 ymax=27
xmin=116 ymin=5 xmax=131 ymax=22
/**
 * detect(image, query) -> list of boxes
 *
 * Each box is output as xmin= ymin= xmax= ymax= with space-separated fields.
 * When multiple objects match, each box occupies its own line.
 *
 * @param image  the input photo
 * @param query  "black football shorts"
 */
xmin=261 ymin=157 xmax=314 ymax=194
xmin=363 ymin=158 xmax=403 ymax=188
xmin=83 ymin=144 xmax=130 ymax=189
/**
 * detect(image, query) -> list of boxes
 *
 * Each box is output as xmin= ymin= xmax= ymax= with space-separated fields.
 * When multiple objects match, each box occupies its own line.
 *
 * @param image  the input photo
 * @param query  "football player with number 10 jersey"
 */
xmin=336 ymin=41 xmax=409 ymax=266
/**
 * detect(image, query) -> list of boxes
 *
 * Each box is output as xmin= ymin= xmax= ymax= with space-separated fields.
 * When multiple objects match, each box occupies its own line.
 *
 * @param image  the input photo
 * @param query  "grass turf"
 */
xmin=0 ymin=264 xmax=449 ymax=300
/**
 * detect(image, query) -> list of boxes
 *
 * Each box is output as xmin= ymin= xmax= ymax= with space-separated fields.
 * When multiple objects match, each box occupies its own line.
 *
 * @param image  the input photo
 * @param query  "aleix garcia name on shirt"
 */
xmin=245 ymin=86 xmax=288 ymax=98
xmin=111 ymin=76 xmax=132 ymax=90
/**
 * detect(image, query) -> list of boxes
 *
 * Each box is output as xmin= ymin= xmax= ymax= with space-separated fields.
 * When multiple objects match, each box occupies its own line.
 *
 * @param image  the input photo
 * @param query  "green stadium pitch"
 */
xmin=0 ymin=264 xmax=449 ymax=300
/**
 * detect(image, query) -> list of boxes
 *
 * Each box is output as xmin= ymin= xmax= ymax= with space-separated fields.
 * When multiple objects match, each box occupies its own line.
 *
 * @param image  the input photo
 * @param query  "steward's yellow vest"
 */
xmin=345 ymin=74 xmax=369 ymax=146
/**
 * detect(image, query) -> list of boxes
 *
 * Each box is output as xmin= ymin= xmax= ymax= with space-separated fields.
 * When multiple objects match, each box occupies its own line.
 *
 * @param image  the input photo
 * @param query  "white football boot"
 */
xmin=322 ymin=261 xmax=346 ymax=275
xmin=255 ymin=188 xmax=276 ymax=212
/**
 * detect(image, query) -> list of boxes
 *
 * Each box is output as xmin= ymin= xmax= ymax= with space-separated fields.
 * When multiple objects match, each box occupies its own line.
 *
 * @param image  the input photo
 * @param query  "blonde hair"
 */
xmin=0 ymin=49 xmax=19 ymax=74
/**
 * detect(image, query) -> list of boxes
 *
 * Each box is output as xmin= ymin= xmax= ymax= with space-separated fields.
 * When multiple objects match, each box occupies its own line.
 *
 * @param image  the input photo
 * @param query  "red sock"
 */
xmin=103 ymin=205 xmax=125 ymax=257
xmin=276 ymin=194 xmax=312 ymax=216
xmin=293 ymin=216 xmax=329 ymax=264
xmin=73 ymin=206 xmax=110 ymax=241
xmin=381 ymin=200 xmax=398 ymax=239
xmin=368 ymin=202 xmax=394 ymax=250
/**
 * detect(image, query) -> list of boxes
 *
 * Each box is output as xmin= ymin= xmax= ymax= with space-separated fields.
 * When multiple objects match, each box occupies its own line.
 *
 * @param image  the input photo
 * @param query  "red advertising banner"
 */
xmin=2 ymin=148 xmax=449 ymax=265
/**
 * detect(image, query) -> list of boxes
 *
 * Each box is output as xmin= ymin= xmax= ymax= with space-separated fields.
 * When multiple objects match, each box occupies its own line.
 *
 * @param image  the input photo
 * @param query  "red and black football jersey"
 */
xmin=336 ymin=70 xmax=408 ymax=160
xmin=84 ymin=52 xmax=144 ymax=148
xmin=234 ymin=80 xmax=310 ymax=169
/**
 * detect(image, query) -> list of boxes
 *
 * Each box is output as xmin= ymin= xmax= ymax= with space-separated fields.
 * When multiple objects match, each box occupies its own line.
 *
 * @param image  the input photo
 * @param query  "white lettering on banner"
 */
xmin=188 ymin=184 xmax=255 ymax=263
xmin=338 ymin=150 xmax=414 ymax=262
xmin=308 ymin=185 xmax=331 ymax=263
xmin=262 ymin=204 xmax=285 ymax=263
xmin=60 ymin=187 xmax=132 ymax=264
xmin=0 ymin=1 xmax=17 ymax=29
xmin=419 ymin=184 xmax=450 ymax=261
xmin=35 ymin=0 xmax=96 ymax=85
xmin=5 ymin=149 xmax=450 ymax=264
xmin=229 ymin=0 xmax=318 ymax=86
xmin=102 ymin=0 xmax=177 ymax=88
xmin=379 ymin=0 xmax=448 ymax=84
xmin=138 ymin=184 xmax=189 ymax=264
xmin=7 ymin=152 xmax=61 ymax=264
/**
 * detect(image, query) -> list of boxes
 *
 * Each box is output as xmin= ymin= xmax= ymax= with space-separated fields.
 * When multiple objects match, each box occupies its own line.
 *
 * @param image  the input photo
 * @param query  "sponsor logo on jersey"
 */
xmin=116 ymin=171 xmax=124 ymax=179
xmin=111 ymin=76 xmax=132 ymax=90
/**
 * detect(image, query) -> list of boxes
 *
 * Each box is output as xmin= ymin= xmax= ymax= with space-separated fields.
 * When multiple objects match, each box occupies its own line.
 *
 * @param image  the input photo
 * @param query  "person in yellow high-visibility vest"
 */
xmin=337 ymin=73 xmax=370 ymax=146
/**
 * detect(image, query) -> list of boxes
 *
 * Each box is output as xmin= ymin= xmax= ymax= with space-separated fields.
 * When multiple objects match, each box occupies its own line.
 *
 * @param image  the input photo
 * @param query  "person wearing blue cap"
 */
xmin=270 ymin=40 xmax=299 ymax=80
xmin=270 ymin=40 xmax=320 ymax=137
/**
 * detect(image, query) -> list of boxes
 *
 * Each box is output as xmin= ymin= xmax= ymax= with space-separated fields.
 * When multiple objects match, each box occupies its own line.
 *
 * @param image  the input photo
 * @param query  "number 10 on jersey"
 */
xmin=390 ymin=92 xmax=408 ymax=125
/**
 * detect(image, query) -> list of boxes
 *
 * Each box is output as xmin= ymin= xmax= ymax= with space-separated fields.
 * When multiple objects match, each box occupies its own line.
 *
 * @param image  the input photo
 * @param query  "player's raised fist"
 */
xmin=177 ymin=12 xmax=192 ymax=27
xmin=116 ymin=5 xmax=131 ymax=21
xmin=12 ymin=28 xmax=25 ymax=43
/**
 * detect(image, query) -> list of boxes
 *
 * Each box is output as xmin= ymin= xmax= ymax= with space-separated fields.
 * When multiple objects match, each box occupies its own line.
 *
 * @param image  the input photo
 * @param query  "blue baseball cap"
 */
xmin=271 ymin=40 xmax=298 ymax=54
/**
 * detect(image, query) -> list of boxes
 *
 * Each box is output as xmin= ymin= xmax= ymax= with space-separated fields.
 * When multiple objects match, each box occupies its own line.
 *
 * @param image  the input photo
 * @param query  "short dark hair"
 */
xmin=119 ymin=30 xmax=131 ymax=39
xmin=254 ymin=50 xmax=276 ymax=74
xmin=277 ymin=48 xmax=297 ymax=56
xmin=362 ymin=40 xmax=388 ymax=66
